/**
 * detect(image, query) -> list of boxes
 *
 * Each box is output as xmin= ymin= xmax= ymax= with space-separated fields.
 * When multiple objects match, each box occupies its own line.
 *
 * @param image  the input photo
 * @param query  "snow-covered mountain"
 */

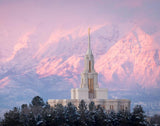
xmin=0 ymin=25 xmax=160 ymax=116
xmin=96 ymin=27 xmax=160 ymax=89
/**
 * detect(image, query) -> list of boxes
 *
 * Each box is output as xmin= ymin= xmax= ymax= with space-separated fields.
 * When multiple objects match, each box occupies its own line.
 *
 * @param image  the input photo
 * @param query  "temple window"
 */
xmin=88 ymin=78 xmax=94 ymax=98
xmin=89 ymin=60 xmax=91 ymax=72
xmin=120 ymin=105 xmax=124 ymax=111
xmin=110 ymin=105 xmax=114 ymax=110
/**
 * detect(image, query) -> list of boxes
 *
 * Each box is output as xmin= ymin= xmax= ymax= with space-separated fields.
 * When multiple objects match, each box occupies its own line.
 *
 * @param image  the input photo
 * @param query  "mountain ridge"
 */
xmin=0 ymin=25 xmax=160 ymax=116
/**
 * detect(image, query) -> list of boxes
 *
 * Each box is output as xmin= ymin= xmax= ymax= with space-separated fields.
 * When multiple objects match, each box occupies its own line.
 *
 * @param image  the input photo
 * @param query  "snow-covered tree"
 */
xmin=117 ymin=111 xmax=132 ymax=126
xmin=87 ymin=101 xmax=96 ymax=125
xmin=131 ymin=105 xmax=148 ymax=126
xmin=2 ymin=107 xmax=22 ymax=126
xmin=78 ymin=100 xmax=89 ymax=126
xmin=53 ymin=104 xmax=66 ymax=125
xmin=31 ymin=96 xmax=45 ymax=107
xmin=94 ymin=105 xmax=107 ymax=126
xmin=30 ymin=96 xmax=45 ymax=124
xmin=65 ymin=102 xmax=79 ymax=125
xmin=1 ymin=96 xmax=150 ymax=126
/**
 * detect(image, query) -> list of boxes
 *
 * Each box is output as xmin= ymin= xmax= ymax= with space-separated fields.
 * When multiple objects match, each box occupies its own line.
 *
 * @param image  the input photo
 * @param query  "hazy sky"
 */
xmin=0 ymin=0 xmax=160 ymax=62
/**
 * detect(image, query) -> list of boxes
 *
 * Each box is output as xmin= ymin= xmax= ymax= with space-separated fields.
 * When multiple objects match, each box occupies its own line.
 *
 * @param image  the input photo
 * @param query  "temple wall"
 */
xmin=95 ymin=88 xmax=108 ymax=99
xmin=71 ymin=88 xmax=89 ymax=99
xmin=48 ymin=99 xmax=131 ymax=113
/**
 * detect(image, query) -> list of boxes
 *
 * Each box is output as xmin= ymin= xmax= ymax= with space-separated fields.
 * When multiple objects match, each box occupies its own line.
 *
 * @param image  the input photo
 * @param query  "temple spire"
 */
xmin=87 ymin=28 xmax=92 ymax=55
xmin=88 ymin=28 xmax=91 ymax=49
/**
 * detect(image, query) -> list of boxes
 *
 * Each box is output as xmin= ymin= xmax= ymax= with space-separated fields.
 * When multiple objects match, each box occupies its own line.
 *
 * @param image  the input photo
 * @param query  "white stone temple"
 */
xmin=48 ymin=29 xmax=131 ymax=113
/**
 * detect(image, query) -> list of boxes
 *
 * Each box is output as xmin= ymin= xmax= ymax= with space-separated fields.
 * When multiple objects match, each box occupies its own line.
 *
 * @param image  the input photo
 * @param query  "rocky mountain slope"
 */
xmin=0 ymin=25 xmax=160 ymax=116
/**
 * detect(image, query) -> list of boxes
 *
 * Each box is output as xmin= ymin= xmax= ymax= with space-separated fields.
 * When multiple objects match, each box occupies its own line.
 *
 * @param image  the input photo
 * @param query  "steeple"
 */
xmin=86 ymin=28 xmax=93 ymax=55
xmin=80 ymin=28 xmax=99 ymax=93
xmin=83 ymin=28 xmax=95 ymax=73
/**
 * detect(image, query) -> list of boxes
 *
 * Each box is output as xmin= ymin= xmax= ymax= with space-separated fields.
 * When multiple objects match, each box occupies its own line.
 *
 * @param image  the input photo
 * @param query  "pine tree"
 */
xmin=2 ymin=107 xmax=22 ymax=126
xmin=20 ymin=104 xmax=30 ymax=126
xmin=117 ymin=111 xmax=132 ymax=126
xmin=30 ymin=96 xmax=45 ymax=124
xmin=78 ymin=100 xmax=88 ymax=126
xmin=88 ymin=101 xmax=96 ymax=126
xmin=150 ymin=114 xmax=160 ymax=126
xmin=65 ymin=102 xmax=79 ymax=126
xmin=94 ymin=105 xmax=107 ymax=126
xmin=27 ymin=112 xmax=36 ymax=126
xmin=31 ymin=96 xmax=45 ymax=107
xmin=54 ymin=104 xmax=66 ymax=125
xmin=41 ymin=102 xmax=55 ymax=126
xmin=131 ymin=105 xmax=148 ymax=126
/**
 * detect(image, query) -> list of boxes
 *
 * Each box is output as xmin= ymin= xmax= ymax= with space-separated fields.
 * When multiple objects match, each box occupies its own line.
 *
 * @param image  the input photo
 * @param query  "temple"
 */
xmin=71 ymin=28 xmax=108 ymax=100
xmin=48 ymin=29 xmax=130 ymax=113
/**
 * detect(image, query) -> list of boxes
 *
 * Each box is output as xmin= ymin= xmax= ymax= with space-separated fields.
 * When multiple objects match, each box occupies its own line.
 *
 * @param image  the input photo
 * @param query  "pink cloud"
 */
xmin=0 ymin=77 xmax=10 ymax=88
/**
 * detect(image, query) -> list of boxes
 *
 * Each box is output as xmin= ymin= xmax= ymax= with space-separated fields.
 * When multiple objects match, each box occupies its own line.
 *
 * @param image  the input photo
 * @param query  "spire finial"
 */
xmin=88 ymin=28 xmax=91 ymax=50
xmin=86 ymin=28 xmax=92 ymax=55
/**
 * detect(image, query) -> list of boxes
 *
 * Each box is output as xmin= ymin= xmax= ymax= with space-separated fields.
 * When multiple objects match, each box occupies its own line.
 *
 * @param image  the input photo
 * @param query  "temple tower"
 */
xmin=80 ymin=28 xmax=99 ymax=98
xmin=71 ymin=28 xmax=108 ymax=100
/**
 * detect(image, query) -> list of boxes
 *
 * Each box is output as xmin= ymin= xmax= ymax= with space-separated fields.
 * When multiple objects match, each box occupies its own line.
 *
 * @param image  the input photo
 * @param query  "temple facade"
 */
xmin=48 ymin=29 xmax=130 ymax=113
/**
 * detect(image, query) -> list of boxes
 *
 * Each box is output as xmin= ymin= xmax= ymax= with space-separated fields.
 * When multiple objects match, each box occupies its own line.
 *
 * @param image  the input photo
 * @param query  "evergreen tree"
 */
xmin=150 ymin=114 xmax=160 ymax=126
xmin=131 ymin=105 xmax=148 ymax=126
xmin=65 ymin=102 xmax=79 ymax=126
xmin=78 ymin=100 xmax=88 ymax=126
xmin=94 ymin=105 xmax=107 ymax=126
xmin=88 ymin=101 xmax=96 ymax=126
xmin=54 ymin=104 xmax=66 ymax=125
xmin=27 ymin=112 xmax=36 ymax=126
xmin=30 ymin=96 xmax=45 ymax=124
xmin=108 ymin=109 xmax=115 ymax=126
xmin=1 ymin=95 xmax=150 ymax=126
xmin=89 ymin=101 xmax=96 ymax=111
xmin=31 ymin=96 xmax=45 ymax=107
xmin=20 ymin=104 xmax=30 ymax=126
xmin=2 ymin=107 xmax=22 ymax=126
xmin=117 ymin=111 xmax=132 ymax=126
xmin=105 ymin=112 xmax=113 ymax=126
xmin=41 ymin=102 xmax=55 ymax=126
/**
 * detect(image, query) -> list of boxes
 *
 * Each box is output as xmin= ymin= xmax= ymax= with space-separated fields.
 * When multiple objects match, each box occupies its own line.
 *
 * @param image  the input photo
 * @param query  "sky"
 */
xmin=0 ymin=0 xmax=160 ymax=63
xmin=0 ymin=0 xmax=160 ymax=116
